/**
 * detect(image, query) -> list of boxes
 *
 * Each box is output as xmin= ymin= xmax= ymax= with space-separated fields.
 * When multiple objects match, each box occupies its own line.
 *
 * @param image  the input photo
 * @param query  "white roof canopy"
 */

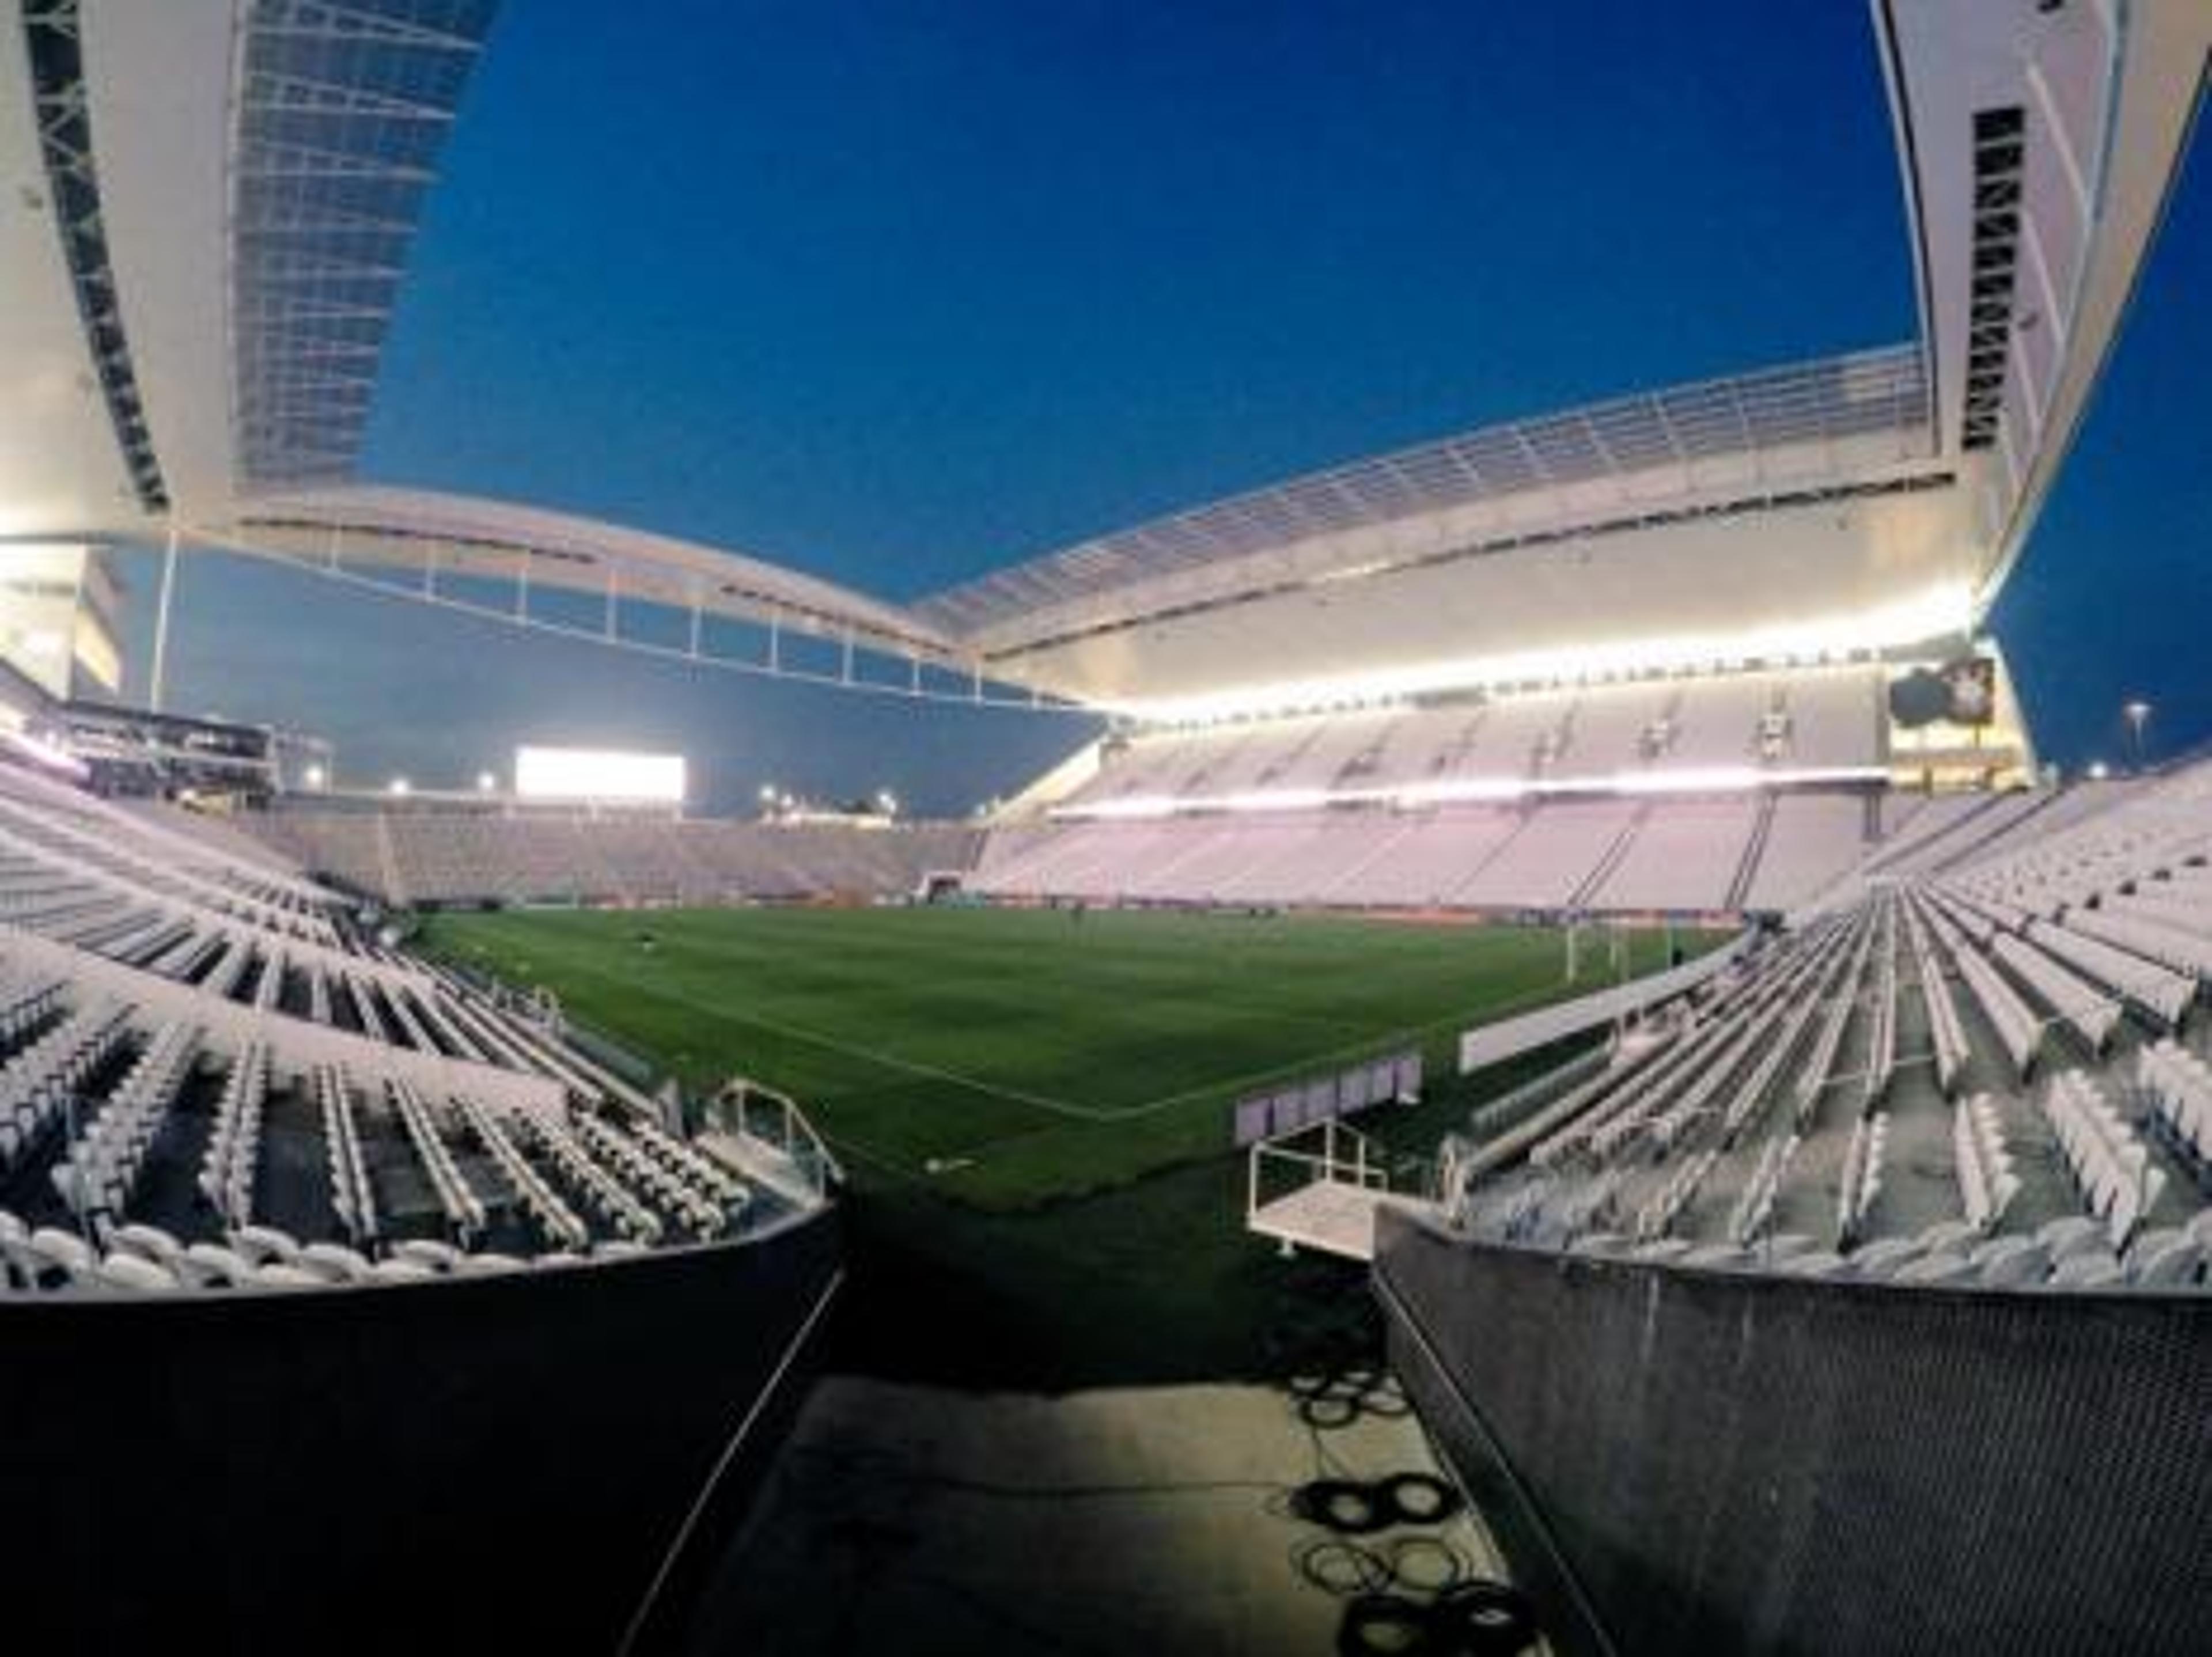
xmin=0 ymin=0 xmax=2202 ymax=717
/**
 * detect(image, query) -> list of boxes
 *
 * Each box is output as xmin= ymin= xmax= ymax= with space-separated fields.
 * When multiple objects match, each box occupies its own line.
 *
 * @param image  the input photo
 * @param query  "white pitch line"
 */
xmin=485 ymin=934 xmax=1642 ymax=1133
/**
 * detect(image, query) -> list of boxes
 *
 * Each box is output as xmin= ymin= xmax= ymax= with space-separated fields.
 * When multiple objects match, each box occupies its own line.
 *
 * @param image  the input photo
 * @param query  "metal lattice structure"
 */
xmin=230 ymin=0 xmax=499 ymax=490
xmin=21 ymin=0 xmax=168 ymax=512
xmin=917 ymin=345 xmax=1933 ymax=644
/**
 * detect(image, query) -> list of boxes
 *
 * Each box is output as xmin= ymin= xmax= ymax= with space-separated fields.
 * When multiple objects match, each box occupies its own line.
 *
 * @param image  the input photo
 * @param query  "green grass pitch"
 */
xmin=422 ymin=904 xmax=1695 ymax=1209
xmin=421 ymin=903 xmax=1717 ymax=1386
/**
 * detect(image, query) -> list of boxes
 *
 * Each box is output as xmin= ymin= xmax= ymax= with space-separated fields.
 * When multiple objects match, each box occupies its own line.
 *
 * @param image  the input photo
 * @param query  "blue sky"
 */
xmin=120 ymin=0 xmax=2210 ymax=810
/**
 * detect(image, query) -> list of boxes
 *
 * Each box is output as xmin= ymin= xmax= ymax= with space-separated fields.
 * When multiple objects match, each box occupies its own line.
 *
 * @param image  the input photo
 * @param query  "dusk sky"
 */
xmin=118 ymin=0 xmax=2211 ymax=813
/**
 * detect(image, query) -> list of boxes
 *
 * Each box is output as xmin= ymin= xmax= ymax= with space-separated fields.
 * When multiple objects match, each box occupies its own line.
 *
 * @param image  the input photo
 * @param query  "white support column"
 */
xmin=149 ymin=523 xmax=180 ymax=712
xmin=768 ymin=609 xmax=781 ymax=673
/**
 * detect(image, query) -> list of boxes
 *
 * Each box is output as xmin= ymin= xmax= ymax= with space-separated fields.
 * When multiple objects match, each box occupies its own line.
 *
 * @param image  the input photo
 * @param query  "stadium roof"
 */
xmin=2 ymin=1 xmax=2206 ymax=718
xmin=229 ymin=0 xmax=497 ymax=492
xmin=203 ymin=484 xmax=962 ymax=664
xmin=915 ymin=347 xmax=1938 ymax=646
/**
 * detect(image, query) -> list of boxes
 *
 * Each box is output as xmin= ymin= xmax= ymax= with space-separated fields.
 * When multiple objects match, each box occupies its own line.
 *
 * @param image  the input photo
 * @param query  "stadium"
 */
xmin=2 ymin=2 xmax=2209 ymax=1654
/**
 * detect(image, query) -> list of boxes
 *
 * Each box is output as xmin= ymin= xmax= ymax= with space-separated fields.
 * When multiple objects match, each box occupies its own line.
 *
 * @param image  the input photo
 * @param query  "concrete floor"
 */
xmin=680 ymin=1374 xmax=1530 ymax=1656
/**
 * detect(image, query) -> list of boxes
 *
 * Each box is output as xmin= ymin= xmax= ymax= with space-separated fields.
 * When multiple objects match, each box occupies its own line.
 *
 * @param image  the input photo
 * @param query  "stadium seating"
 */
xmin=1066 ymin=668 xmax=1887 ymax=816
xmin=248 ymin=802 xmax=983 ymax=908
xmin=974 ymin=793 xmax=1863 ymax=913
xmin=1446 ymin=756 xmax=2212 ymax=1292
xmin=0 ymin=759 xmax=812 ymax=1300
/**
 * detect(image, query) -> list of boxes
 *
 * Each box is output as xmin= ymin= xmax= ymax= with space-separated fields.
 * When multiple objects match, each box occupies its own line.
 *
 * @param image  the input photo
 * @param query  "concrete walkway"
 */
xmin=679 ymin=1374 xmax=1527 ymax=1656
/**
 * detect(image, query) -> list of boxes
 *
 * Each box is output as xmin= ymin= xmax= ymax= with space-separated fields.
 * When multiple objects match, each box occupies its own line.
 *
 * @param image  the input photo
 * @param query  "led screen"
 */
xmin=513 ymin=746 xmax=686 ymax=802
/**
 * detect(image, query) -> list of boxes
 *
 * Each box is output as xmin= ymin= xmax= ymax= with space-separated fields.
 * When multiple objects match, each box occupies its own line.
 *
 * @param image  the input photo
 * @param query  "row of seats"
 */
xmin=316 ymin=1062 xmax=379 ymax=1246
xmin=2136 ymin=1041 xmax=2212 ymax=1167
xmin=2038 ymin=1071 xmax=2166 ymax=1250
xmin=1933 ymin=902 xmax=2043 ymax=1078
xmin=1727 ymin=1129 xmax=1800 ymax=1246
xmin=50 ymin=1021 xmax=199 ymax=1225
xmin=2069 ymin=902 xmax=2212 ymax=981
xmin=1631 ymin=1146 xmax=1719 ymax=1243
xmin=0 ymin=1000 xmax=132 ymax=1168
xmin=1071 ymin=669 xmax=1884 ymax=809
xmin=1991 ymin=932 xmax=2122 ymax=1051
xmin=572 ymin=1113 xmax=740 ymax=1241
xmin=0 ymin=753 xmax=821 ymax=1300
xmin=0 ymin=1210 xmax=648 ymax=1295
xmin=509 ymin=1108 xmax=664 ymax=1245
xmin=977 ymin=791 xmax=1868 ymax=915
xmin=1904 ymin=897 xmax=1969 ymax=1093
xmin=1834 ymin=1110 xmax=1889 ymax=1250
xmin=1952 ymin=1094 xmax=2020 ymax=1233
xmin=388 ymin=1076 xmax=488 ymax=1239
xmin=1535 ymin=908 xmax=1854 ymax=1170
xmin=454 ymin=1094 xmax=590 ymax=1252
xmin=2028 ymin=917 xmax=2195 ymax=1027
xmin=1450 ymin=757 xmax=2212 ymax=1295
xmin=0 ymin=974 xmax=65 ymax=1052
xmin=0 ymin=779 xmax=336 ymax=945
xmin=198 ymin=1041 xmax=268 ymax=1227
xmin=249 ymin=806 xmax=984 ymax=908
xmin=1568 ymin=1211 xmax=2211 ymax=1292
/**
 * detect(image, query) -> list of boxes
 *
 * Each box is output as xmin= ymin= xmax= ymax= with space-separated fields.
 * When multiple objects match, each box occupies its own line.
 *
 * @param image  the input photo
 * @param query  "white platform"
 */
xmin=1247 ymin=1179 xmax=1440 ymax=1263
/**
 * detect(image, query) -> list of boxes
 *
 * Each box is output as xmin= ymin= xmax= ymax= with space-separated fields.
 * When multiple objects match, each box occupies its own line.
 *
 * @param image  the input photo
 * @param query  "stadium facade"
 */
xmin=4 ymin=3 xmax=2211 ymax=1654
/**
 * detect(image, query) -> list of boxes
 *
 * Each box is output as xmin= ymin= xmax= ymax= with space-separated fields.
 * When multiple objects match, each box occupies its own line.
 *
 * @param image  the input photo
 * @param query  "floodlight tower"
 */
xmin=2123 ymin=700 xmax=2152 ymax=772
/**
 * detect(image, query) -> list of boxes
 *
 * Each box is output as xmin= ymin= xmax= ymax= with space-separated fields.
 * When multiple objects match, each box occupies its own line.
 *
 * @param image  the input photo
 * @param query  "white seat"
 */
xmin=177 ymin=1243 xmax=253 ymax=1289
xmin=28 ymin=1226 xmax=96 ymax=1280
xmin=231 ymin=1224 xmax=302 ymax=1267
xmin=96 ymin=1252 xmax=180 ymax=1292
xmin=1892 ymin=1253 xmax=1976 ymax=1287
xmin=1971 ymin=1236 xmax=2050 ymax=1287
xmin=1679 ymin=1243 xmax=1751 ymax=1270
xmin=251 ymin=1263 xmax=324 ymax=1288
xmin=456 ymin=1252 xmax=526 ymax=1275
xmin=1 ymin=1234 xmax=50 ymax=1290
xmin=298 ymin=1242 xmax=375 ymax=1283
xmin=1914 ymin=1220 xmax=1980 ymax=1256
xmin=368 ymin=1258 xmax=437 ymax=1283
xmin=393 ymin=1238 xmax=463 ymax=1272
xmin=1567 ymin=1231 xmax=1631 ymax=1257
xmin=1759 ymin=1233 xmax=1821 ymax=1261
xmin=109 ymin=1223 xmax=185 ymax=1267
xmin=2127 ymin=1233 xmax=2203 ymax=1289
xmin=2047 ymin=1252 xmax=2124 ymax=1290
xmin=2035 ymin=1216 xmax=2105 ymax=1262
xmin=1776 ymin=1250 xmax=1850 ymax=1279
xmin=1845 ymin=1237 xmax=1921 ymax=1278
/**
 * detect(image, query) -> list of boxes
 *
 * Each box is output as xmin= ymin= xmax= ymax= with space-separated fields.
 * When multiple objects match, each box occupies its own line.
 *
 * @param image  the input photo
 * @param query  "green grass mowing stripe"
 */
xmin=423 ymin=907 xmax=1725 ymax=1209
xmin=929 ymin=953 xmax=1598 ymax=1163
xmin=442 ymin=912 xmax=1562 ymax=1117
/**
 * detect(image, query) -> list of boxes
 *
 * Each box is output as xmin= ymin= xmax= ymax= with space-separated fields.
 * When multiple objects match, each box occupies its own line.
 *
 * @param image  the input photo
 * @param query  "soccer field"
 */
xmin=422 ymin=903 xmax=1695 ymax=1209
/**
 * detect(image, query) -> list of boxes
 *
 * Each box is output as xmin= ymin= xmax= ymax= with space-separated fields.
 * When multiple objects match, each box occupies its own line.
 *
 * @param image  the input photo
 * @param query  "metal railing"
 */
xmin=704 ymin=1078 xmax=840 ymax=1205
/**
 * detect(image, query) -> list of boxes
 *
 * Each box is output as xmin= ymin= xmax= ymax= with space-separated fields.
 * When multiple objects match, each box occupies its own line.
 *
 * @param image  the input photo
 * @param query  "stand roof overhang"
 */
xmin=2 ymin=1 xmax=2203 ymax=716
